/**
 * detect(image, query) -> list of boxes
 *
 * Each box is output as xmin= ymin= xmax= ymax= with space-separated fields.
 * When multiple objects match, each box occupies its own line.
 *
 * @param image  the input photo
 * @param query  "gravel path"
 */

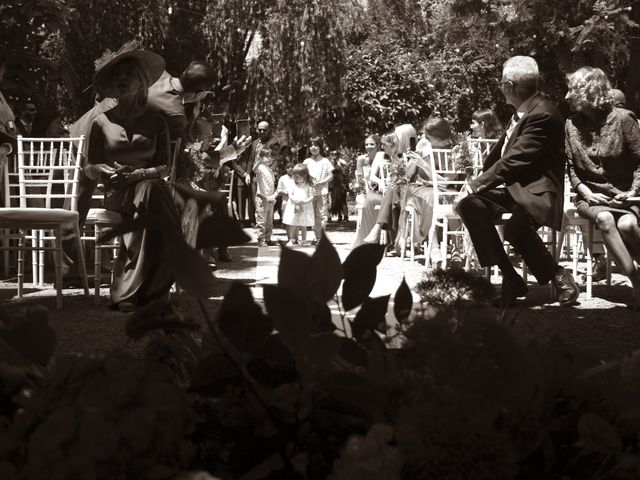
xmin=2 ymin=219 xmax=639 ymax=362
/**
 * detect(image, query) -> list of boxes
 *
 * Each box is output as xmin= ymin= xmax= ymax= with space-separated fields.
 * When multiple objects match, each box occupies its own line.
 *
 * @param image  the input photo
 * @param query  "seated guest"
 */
xmin=455 ymin=55 xmax=579 ymax=308
xmin=565 ymin=67 xmax=640 ymax=310
xmin=470 ymin=108 xmax=503 ymax=139
xmin=352 ymin=134 xmax=383 ymax=248
xmin=395 ymin=117 xmax=453 ymax=260
xmin=84 ymin=49 xmax=182 ymax=311
xmin=30 ymin=108 xmax=68 ymax=138
xmin=362 ymin=124 xmax=416 ymax=245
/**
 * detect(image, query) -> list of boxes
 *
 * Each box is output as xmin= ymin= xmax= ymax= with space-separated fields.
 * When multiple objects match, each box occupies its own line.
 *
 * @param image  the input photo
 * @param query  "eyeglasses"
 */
xmin=500 ymin=80 xmax=516 ymax=88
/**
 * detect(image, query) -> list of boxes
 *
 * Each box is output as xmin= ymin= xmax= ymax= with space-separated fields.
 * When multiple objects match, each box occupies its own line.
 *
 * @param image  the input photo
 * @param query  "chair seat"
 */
xmin=0 ymin=208 xmax=78 ymax=223
xmin=85 ymin=208 xmax=123 ymax=224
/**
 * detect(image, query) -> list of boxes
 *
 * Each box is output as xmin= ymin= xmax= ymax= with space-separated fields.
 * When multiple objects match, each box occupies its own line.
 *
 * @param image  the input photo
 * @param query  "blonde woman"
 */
xmin=363 ymin=124 xmax=417 ymax=245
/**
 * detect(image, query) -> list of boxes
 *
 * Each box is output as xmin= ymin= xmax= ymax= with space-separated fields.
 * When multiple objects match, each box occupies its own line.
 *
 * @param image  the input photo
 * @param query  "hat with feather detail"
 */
xmin=93 ymin=40 xmax=165 ymax=96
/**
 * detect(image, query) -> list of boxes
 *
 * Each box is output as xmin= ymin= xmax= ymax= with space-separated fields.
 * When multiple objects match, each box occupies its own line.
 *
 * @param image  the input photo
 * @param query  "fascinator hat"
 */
xmin=93 ymin=40 xmax=165 ymax=97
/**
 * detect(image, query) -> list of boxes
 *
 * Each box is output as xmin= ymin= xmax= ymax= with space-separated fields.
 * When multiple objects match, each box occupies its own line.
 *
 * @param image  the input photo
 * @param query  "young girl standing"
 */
xmin=282 ymin=163 xmax=314 ymax=245
xmin=303 ymin=136 xmax=333 ymax=244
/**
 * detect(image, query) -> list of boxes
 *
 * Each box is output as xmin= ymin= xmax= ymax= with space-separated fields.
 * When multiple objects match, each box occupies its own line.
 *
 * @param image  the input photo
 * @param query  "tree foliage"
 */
xmin=0 ymin=0 xmax=636 ymax=146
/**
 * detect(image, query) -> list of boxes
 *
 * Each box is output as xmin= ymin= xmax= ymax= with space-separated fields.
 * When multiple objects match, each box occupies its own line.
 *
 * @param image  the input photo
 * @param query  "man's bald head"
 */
xmin=257 ymin=121 xmax=271 ymax=141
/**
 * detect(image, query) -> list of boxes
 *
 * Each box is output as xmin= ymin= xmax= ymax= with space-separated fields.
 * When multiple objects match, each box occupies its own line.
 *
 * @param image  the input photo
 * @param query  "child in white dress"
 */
xmin=282 ymin=163 xmax=314 ymax=245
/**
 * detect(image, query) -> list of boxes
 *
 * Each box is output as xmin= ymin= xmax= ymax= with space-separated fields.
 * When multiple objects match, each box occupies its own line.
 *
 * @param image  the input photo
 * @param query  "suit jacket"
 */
xmin=232 ymin=136 xmax=279 ymax=185
xmin=469 ymin=93 xmax=566 ymax=229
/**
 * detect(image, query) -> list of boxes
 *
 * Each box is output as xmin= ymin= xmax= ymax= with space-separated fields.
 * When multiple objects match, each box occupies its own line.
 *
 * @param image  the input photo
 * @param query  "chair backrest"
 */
xmin=468 ymin=138 xmax=498 ymax=172
xmin=16 ymin=136 xmax=84 ymax=210
xmin=429 ymin=148 xmax=466 ymax=206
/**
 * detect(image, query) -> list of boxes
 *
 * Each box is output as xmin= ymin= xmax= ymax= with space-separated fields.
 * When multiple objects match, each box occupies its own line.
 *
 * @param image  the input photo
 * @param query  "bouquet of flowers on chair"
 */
xmin=451 ymin=134 xmax=478 ymax=180
xmin=387 ymin=159 xmax=408 ymax=189
xmin=350 ymin=177 xmax=367 ymax=207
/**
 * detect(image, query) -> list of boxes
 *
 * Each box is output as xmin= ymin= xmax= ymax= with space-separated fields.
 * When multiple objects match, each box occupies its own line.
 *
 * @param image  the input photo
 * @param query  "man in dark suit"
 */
xmin=455 ymin=56 xmax=579 ymax=307
xmin=15 ymin=101 xmax=37 ymax=136
xmin=231 ymin=120 xmax=278 ymax=226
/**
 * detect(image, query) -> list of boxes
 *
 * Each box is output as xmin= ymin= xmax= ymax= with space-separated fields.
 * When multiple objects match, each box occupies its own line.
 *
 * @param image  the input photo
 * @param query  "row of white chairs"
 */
xmin=370 ymin=139 xmax=611 ymax=299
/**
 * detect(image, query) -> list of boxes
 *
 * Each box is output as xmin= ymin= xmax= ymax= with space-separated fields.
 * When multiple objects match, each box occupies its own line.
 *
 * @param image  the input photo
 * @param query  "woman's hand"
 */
xmin=584 ymin=192 xmax=611 ymax=206
xmin=577 ymin=184 xmax=610 ymax=206
xmin=610 ymin=190 xmax=636 ymax=208
xmin=85 ymin=163 xmax=115 ymax=181
xmin=125 ymin=168 xmax=156 ymax=184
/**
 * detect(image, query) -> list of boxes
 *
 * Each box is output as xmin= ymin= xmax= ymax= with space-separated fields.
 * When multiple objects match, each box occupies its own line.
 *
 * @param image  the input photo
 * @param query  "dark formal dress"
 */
xmin=566 ymin=107 xmax=640 ymax=221
xmin=87 ymin=109 xmax=180 ymax=307
xmin=457 ymin=92 xmax=566 ymax=284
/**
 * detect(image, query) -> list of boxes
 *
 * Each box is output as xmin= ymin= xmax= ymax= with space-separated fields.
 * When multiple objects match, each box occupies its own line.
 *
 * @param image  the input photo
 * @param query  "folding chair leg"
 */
xmin=17 ymin=232 xmax=24 ymax=299
xmin=31 ymin=229 xmax=38 ymax=285
xmin=441 ymin=219 xmax=449 ymax=270
xmin=2 ymin=232 xmax=8 ymax=278
xmin=73 ymin=223 xmax=90 ymax=297
xmin=53 ymin=226 xmax=63 ymax=310
xmin=426 ymin=226 xmax=436 ymax=269
xmin=39 ymin=229 xmax=45 ymax=287
xmin=585 ymin=224 xmax=593 ymax=299
xmin=94 ymin=225 xmax=101 ymax=305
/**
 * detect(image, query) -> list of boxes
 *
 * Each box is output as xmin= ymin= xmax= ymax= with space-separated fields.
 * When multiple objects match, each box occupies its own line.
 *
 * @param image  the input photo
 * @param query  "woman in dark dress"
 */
xmin=84 ymin=49 xmax=180 ymax=311
xmin=565 ymin=67 xmax=640 ymax=310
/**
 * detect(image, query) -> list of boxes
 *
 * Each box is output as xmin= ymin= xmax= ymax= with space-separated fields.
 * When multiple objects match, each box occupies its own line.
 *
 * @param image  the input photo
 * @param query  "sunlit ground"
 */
xmin=2 ymin=216 xmax=639 ymax=361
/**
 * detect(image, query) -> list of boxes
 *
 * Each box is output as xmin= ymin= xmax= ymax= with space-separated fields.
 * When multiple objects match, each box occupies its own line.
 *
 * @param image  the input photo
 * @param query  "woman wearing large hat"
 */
xmin=84 ymin=44 xmax=180 ymax=311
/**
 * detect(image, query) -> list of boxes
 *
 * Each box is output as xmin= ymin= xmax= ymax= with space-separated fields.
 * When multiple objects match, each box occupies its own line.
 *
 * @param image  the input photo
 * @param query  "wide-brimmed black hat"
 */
xmin=92 ymin=40 xmax=165 ymax=97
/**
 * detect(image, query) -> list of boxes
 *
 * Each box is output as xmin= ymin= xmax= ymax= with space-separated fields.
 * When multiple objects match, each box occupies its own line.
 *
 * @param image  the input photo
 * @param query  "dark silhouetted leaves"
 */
xmin=190 ymin=352 xmax=242 ymax=394
xmin=168 ymin=233 xmax=217 ymax=298
xmin=307 ymin=234 xmax=343 ymax=303
xmin=319 ymin=372 xmax=387 ymax=420
xmin=304 ymin=333 xmax=342 ymax=370
xmin=196 ymin=213 xmax=251 ymax=248
xmin=337 ymin=338 xmax=369 ymax=368
xmin=263 ymin=285 xmax=311 ymax=352
xmin=351 ymin=295 xmax=390 ymax=342
xmin=278 ymin=245 xmax=312 ymax=292
xmin=125 ymin=303 xmax=199 ymax=341
xmin=217 ymin=283 xmax=273 ymax=352
xmin=309 ymin=300 xmax=335 ymax=334
xmin=393 ymin=277 xmax=413 ymax=324
xmin=247 ymin=336 xmax=299 ymax=388
xmin=0 ymin=306 xmax=55 ymax=366
xmin=578 ymin=413 xmax=623 ymax=453
xmin=341 ymin=244 xmax=385 ymax=310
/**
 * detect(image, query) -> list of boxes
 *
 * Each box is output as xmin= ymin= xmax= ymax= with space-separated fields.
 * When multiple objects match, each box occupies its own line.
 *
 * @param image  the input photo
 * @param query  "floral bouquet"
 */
xmin=349 ymin=177 xmax=366 ymax=195
xmin=451 ymin=134 xmax=477 ymax=179
xmin=175 ymin=142 xmax=211 ymax=184
xmin=387 ymin=158 xmax=408 ymax=189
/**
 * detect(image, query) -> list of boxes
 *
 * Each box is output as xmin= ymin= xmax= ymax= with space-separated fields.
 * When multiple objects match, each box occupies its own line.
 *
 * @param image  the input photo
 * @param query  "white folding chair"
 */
xmin=468 ymin=138 xmax=498 ymax=175
xmin=0 ymin=136 xmax=90 ymax=309
xmin=425 ymin=148 xmax=467 ymax=269
xmin=556 ymin=177 xmax=610 ymax=299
